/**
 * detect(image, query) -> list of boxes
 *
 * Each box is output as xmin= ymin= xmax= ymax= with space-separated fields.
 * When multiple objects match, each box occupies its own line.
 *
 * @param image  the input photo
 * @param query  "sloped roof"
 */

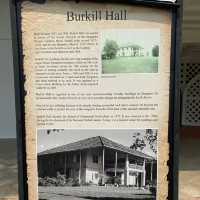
xmin=100 ymin=137 xmax=153 ymax=160
xmin=38 ymin=136 xmax=154 ymax=160
xmin=118 ymin=44 xmax=144 ymax=50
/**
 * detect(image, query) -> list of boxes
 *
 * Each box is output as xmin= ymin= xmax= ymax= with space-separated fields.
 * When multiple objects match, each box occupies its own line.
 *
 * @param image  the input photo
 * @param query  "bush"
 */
xmin=105 ymin=177 xmax=114 ymax=184
xmin=72 ymin=178 xmax=80 ymax=187
xmin=65 ymin=178 xmax=74 ymax=186
xmin=47 ymin=177 xmax=57 ymax=186
xmin=105 ymin=176 xmax=121 ymax=185
xmin=38 ymin=177 xmax=46 ymax=186
xmin=56 ymin=172 xmax=66 ymax=186
xmin=38 ymin=171 xmax=66 ymax=186
xmin=38 ymin=172 xmax=86 ymax=187
xmin=82 ymin=181 xmax=93 ymax=186
xmin=98 ymin=178 xmax=103 ymax=186
xmin=150 ymin=185 xmax=156 ymax=195
xmin=114 ymin=176 xmax=121 ymax=185
xmin=98 ymin=174 xmax=109 ymax=186
xmin=38 ymin=177 xmax=57 ymax=186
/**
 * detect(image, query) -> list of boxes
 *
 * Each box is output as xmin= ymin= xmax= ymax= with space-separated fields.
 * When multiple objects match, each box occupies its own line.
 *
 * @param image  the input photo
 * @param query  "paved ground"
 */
xmin=39 ymin=186 xmax=155 ymax=200
xmin=0 ymin=139 xmax=18 ymax=199
xmin=179 ymin=139 xmax=200 ymax=200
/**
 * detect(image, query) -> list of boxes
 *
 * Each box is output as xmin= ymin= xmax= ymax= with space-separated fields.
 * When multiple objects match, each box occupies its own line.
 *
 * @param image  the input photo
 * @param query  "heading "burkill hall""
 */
xmin=66 ymin=10 xmax=127 ymax=21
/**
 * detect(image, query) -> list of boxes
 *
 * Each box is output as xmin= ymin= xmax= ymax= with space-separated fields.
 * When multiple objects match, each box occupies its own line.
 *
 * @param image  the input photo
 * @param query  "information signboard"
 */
xmin=10 ymin=0 xmax=182 ymax=199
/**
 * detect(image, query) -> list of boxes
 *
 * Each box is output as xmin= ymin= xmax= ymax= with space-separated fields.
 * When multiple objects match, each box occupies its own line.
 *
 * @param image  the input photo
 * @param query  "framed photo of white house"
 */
xmin=10 ymin=0 xmax=182 ymax=199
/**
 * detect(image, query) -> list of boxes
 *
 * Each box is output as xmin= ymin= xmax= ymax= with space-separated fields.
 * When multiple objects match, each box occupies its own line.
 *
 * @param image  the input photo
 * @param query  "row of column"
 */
xmin=75 ymin=148 xmax=153 ymax=186
xmin=102 ymin=149 xmax=148 ymax=186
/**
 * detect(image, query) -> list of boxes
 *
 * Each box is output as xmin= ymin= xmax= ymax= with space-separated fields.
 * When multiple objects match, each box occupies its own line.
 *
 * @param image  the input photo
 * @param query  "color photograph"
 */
xmin=101 ymin=29 xmax=160 ymax=74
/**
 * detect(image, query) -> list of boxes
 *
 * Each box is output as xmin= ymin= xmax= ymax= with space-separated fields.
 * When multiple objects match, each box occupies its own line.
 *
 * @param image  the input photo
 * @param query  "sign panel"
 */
xmin=12 ymin=0 xmax=181 ymax=199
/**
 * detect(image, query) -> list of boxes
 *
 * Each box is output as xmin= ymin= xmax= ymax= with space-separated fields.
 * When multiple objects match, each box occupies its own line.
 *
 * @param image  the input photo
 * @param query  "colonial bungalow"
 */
xmin=116 ymin=44 xmax=145 ymax=57
xmin=38 ymin=136 xmax=156 ymax=187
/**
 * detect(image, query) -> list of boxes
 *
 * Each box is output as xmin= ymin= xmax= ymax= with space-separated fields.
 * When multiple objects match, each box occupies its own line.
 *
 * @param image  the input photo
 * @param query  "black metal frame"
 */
xmin=10 ymin=0 xmax=28 ymax=199
xmin=10 ymin=0 xmax=182 ymax=199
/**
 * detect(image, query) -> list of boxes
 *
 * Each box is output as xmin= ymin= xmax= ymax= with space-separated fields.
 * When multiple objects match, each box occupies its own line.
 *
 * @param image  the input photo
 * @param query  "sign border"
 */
xmin=10 ymin=0 xmax=182 ymax=199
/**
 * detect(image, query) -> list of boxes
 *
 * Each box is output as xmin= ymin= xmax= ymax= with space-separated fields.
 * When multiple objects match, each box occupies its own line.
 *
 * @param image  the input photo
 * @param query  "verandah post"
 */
xmin=115 ymin=151 xmax=118 ymax=177
xmin=124 ymin=154 xmax=129 ymax=186
xmin=64 ymin=152 xmax=67 ymax=177
xmin=142 ymin=159 xmax=146 ymax=187
xmin=102 ymin=147 xmax=105 ymax=184
xmin=150 ymin=161 xmax=153 ymax=182
xmin=79 ymin=151 xmax=82 ymax=184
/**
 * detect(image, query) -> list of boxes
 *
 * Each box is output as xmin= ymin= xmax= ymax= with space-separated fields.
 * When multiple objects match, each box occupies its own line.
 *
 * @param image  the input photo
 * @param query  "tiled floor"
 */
xmin=179 ymin=171 xmax=200 ymax=200
xmin=179 ymin=139 xmax=200 ymax=200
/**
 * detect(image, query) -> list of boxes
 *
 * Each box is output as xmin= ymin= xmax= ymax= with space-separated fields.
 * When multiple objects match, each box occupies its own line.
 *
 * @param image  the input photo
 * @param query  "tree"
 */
xmin=46 ymin=129 xmax=64 ymax=134
xmin=130 ymin=129 xmax=157 ymax=154
xmin=145 ymin=129 xmax=157 ymax=154
xmin=103 ymin=40 xmax=119 ymax=59
xmin=152 ymin=45 xmax=159 ymax=57
xmin=130 ymin=132 xmax=146 ymax=151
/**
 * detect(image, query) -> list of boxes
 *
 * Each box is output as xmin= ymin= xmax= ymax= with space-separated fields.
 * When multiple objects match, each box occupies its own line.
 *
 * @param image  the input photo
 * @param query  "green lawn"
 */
xmin=102 ymin=57 xmax=158 ymax=74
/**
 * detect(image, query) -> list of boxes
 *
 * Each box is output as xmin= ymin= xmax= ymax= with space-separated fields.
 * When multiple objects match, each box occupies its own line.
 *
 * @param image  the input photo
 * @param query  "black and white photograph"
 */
xmin=101 ymin=29 xmax=160 ymax=74
xmin=37 ymin=129 xmax=157 ymax=200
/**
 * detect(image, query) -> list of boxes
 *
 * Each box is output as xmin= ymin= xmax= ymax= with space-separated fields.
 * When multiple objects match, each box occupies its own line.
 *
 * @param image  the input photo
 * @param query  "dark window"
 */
xmin=95 ymin=173 xmax=98 ymax=179
xmin=73 ymin=154 xmax=80 ymax=163
xmin=92 ymin=155 xmax=98 ymax=163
